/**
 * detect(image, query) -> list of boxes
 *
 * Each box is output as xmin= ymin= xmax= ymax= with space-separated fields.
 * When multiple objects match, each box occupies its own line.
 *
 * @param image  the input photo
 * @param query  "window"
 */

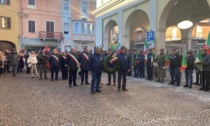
xmin=0 ymin=17 xmax=11 ymax=29
xmin=81 ymin=23 xmax=85 ymax=34
xmin=46 ymin=21 xmax=54 ymax=32
xmin=74 ymin=23 xmax=79 ymax=34
xmin=196 ymin=26 xmax=202 ymax=38
xmin=28 ymin=0 xmax=35 ymax=6
xmin=92 ymin=25 xmax=94 ymax=34
xmin=172 ymin=27 xmax=177 ymax=40
xmin=81 ymin=1 xmax=88 ymax=15
xmin=63 ymin=0 xmax=69 ymax=11
xmin=87 ymin=24 xmax=91 ymax=34
xmin=64 ymin=23 xmax=69 ymax=34
xmin=28 ymin=20 xmax=35 ymax=32
xmin=0 ymin=0 xmax=10 ymax=5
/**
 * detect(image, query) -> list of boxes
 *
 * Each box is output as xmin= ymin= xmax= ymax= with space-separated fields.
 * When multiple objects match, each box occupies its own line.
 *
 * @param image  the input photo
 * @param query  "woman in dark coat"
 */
xmin=18 ymin=54 xmax=24 ymax=72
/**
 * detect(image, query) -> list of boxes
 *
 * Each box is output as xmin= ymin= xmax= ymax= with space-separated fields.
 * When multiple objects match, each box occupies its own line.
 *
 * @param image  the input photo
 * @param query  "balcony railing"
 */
xmin=72 ymin=34 xmax=95 ymax=42
xmin=39 ymin=31 xmax=63 ymax=41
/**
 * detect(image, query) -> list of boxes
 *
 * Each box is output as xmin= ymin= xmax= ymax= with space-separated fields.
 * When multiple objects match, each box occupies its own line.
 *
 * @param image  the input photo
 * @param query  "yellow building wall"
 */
xmin=0 ymin=1 xmax=19 ymax=51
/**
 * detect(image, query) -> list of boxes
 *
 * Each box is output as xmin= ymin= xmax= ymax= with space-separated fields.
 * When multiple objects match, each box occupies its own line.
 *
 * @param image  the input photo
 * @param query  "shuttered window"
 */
xmin=0 ymin=0 xmax=10 ymax=5
xmin=0 ymin=17 xmax=11 ymax=29
xmin=28 ymin=0 xmax=35 ymax=6
xmin=28 ymin=20 xmax=35 ymax=32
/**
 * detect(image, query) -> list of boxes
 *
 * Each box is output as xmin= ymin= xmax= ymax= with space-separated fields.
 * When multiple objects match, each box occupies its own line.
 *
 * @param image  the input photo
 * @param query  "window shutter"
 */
xmin=6 ymin=0 xmax=10 ymax=5
xmin=7 ymin=17 xmax=11 ymax=29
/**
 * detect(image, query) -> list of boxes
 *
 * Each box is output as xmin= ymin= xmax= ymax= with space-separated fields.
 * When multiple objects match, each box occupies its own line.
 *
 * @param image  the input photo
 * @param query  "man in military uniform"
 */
xmin=106 ymin=49 xmax=116 ymax=86
xmin=155 ymin=48 xmax=165 ymax=83
xmin=49 ymin=49 xmax=59 ymax=81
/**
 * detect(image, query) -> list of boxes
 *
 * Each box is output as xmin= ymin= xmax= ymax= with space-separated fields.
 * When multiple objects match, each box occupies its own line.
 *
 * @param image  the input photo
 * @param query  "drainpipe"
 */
xmin=20 ymin=0 xmax=23 ymax=50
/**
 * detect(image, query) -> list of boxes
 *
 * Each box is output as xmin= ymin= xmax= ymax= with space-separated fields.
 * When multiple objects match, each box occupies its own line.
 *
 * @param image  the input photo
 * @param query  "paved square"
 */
xmin=0 ymin=72 xmax=210 ymax=126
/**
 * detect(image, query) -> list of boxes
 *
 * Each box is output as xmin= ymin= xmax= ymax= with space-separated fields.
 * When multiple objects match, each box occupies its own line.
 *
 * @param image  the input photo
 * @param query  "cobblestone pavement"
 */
xmin=0 ymin=72 xmax=210 ymax=126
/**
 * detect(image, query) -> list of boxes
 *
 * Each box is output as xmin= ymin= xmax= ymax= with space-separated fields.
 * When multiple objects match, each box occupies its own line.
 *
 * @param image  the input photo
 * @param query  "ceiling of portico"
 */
xmin=166 ymin=0 xmax=210 ymax=27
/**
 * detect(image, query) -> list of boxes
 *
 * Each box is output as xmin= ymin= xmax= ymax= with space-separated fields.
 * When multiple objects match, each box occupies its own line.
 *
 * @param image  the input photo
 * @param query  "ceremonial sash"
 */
xmin=62 ymin=56 xmax=66 ymax=60
xmin=82 ymin=53 xmax=89 ymax=60
xmin=52 ymin=55 xmax=59 ymax=61
xmin=68 ymin=53 xmax=81 ymax=71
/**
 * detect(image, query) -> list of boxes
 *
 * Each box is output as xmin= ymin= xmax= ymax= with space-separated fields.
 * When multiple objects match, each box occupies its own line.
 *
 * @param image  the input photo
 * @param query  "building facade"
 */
xmin=93 ymin=0 xmax=210 ymax=54
xmin=0 ymin=0 xmax=19 ymax=51
xmin=19 ymin=0 xmax=63 ymax=52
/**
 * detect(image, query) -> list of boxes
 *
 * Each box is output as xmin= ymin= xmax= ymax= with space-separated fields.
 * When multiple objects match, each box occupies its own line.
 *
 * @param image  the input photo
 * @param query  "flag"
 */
xmin=111 ymin=43 xmax=115 ymax=50
xmin=180 ymin=54 xmax=187 ymax=73
xmin=149 ymin=40 xmax=156 ymax=49
xmin=165 ymin=49 xmax=170 ymax=68
xmin=195 ymin=49 xmax=203 ymax=71
xmin=117 ymin=43 xmax=121 ymax=53
xmin=203 ymin=32 xmax=210 ymax=54
xmin=144 ymin=40 xmax=149 ymax=62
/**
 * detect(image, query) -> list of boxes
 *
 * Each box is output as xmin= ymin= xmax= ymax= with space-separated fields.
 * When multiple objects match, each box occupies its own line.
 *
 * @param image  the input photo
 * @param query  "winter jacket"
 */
xmin=169 ymin=53 xmax=181 ymax=68
xmin=66 ymin=53 xmax=78 ymax=71
xmin=156 ymin=54 xmax=165 ymax=67
xmin=8 ymin=52 xmax=19 ymax=66
xmin=202 ymin=54 xmax=210 ymax=71
xmin=38 ymin=53 xmax=49 ymax=65
xmin=49 ymin=54 xmax=59 ymax=67
xmin=186 ymin=55 xmax=195 ymax=70
xmin=89 ymin=53 xmax=103 ymax=73
xmin=78 ymin=52 xmax=89 ymax=71
xmin=117 ymin=52 xmax=131 ymax=70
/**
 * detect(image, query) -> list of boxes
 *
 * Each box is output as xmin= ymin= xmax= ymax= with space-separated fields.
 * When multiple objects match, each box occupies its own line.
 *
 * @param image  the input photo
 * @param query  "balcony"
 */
xmin=39 ymin=31 xmax=63 ymax=41
xmin=72 ymin=34 xmax=95 ymax=42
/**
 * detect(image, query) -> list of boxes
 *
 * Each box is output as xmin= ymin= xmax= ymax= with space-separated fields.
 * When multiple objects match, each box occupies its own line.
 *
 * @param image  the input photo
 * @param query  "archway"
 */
xmin=103 ymin=20 xmax=118 ymax=50
xmin=124 ymin=9 xmax=150 ymax=50
xmin=159 ymin=0 xmax=210 ymax=53
xmin=0 ymin=41 xmax=16 ymax=51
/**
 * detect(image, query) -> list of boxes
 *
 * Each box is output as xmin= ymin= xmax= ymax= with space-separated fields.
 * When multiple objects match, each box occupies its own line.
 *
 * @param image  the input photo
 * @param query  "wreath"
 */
xmin=103 ymin=55 xmax=120 ymax=74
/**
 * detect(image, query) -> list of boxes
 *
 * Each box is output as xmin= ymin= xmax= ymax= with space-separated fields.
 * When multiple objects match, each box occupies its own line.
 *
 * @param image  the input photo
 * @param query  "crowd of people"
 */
xmin=0 ymin=46 xmax=209 ymax=94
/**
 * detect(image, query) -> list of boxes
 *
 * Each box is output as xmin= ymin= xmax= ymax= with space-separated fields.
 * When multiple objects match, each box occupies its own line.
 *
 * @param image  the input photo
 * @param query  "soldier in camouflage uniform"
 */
xmin=155 ymin=48 xmax=165 ymax=83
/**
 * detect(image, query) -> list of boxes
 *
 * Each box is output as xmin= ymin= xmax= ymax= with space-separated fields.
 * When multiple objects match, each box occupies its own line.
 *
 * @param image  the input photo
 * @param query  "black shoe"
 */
xmin=193 ymin=82 xmax=198 ymax=84
xmin=169 ymin=82 xmax=174 ymax=85
xmin=122 ymin=88 xmax=128 ymax=91
xmin=159 ymin=80 xmax=164 ymax=83
xmin=69 ymin=85 xmax=72 ymax=87
xmin=183 ymin=85 xmax=188 ymax=87
xmin=55 ymin=79 xmax=59 ymax=81
xmin=199 ymin=88 xmax=204 ymax=90
xmin=176 ymin=84 xmax=180 ymax=87
xmin=95 ymin=90 xmax=101 ymax=93
xmin=85 ymin=82 xmax=90 ymax=85
xmin=44 ymin=77 xmax=48 ymax=79
xmin=106 ymin=83 xmax=111 ymax=86
xmin=156 ymin=79 xmax=160 ymax=82
xmin=113 ymin=83 xmax=116 ymax=86
xmin=51 ymin=78 xmax=54 ymax=81
xmin=91 ymin=91 xmax=95 ymax=94
xmin=32 ymin=77 xmax=34 ymax=78
xmin=74 ymin=84 xmax=78 ymax=86
xmin=204 ymin=89 xmax=209 ymax=91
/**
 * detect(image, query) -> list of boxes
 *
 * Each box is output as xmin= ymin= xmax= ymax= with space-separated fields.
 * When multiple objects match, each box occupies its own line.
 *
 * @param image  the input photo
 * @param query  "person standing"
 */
xmin=200 ymin=48 xmax=210 ymax=91
xmin=138 ymin=51 xmax=145 ymax=78
xmin=106 ymin=49 xmax=116 ymax=86
xmin=49 ymin=49 xmax=59 ymax=81
xmin=79 ymin=47 xmax=90 ymax=85
xmin=133 ymin=51 xmax=139 ymax=77
xmin=169 ymin=48 xmax=181 ymax=86
xmin=146 ymin=49 xmax=153 ymax=80
xmin=66 ymin=47 xmax=79 ymax=87
xmin=155 ymin=48 xmax=165 ymax=83
xmin=27 ymin=51 xmax=39 ymax=78
xmin=183 ymin=50 xmax=195 ymax=88
xmin=117 ymin=46 xmax=131 ymax=91
xmin=38 ymin=50 xmax=49 ymax=80
xmin=8 ymin=49 xmax=19 ymax=76
xmin=0 ymin=51 xmax=5 ymax=76
xmin=89 ymin=47 xmax=103 ymax=94
xmin=60 ymin=52 xmax=68 ymax=80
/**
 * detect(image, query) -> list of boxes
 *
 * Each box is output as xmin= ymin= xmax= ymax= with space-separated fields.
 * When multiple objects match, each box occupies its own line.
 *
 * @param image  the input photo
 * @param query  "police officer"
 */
xmin=106 ymin=49 xmax=116 ymax=86
xmin=200 ymin=48 xmax=210 ymax=91
xmin=49 ymin=49 xmax=59 ymax=81
xmin=79 ymin=47 xmax=90 ymax=85
xmin=117 ymin=46 xmax=131 ymax=91
xmin=89 ymin=47 xmax=103 ymax=94
xmin=66 ymin=47 xmax=79 ymax=87
xmin=155 ymin=48 xmax=165 ymax=83
xmin=38 ymin=50 xmax=49 ymax=80
xmin=169 ymin=48 xmax=181 ymax=86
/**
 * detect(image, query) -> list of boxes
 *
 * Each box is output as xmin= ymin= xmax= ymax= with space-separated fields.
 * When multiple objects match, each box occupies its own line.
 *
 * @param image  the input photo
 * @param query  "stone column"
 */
xmin=118 ymin=10 xmax=123 ymax=48
xmin=95 ymin=17 xmax=103 ymax=47
xmin=180 ymin=29 xmax=191 ymax=52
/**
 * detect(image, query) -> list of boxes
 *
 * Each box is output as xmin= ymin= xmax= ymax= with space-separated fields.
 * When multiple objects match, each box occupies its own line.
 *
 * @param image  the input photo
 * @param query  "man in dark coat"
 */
xmin=138 ymin=51 xmax=145 ymax=78
xmin=106 ymin=49 xmax=116 ymax=86
xmin=49 ymin=49 xmax=59 ymax=81
xmin=117 ymin=46 xmax=131 ymax=91
xmin=146 ymin=49 xmax=153 ymax=80
xmin=79 ymin=47 xmax=90 ymax=85
xmin=59 ymin=52 xmax=68 ymax=80
xmin=200 ymin=48 xmax=210 ymax=91
xmin=183 ymin=50 xmax=195 ymax=88
xmin=169 ymin=48 xmax=181 ymax=86
xmin=89 ymin=47 xmax=103 ymax=94
xmin=8 ymin=49 xmax=19 ymax=76
xmin=66 ymin=47 xmax=79 ymax=87
xmin=38 ymin=50 xmax=49 ymax=80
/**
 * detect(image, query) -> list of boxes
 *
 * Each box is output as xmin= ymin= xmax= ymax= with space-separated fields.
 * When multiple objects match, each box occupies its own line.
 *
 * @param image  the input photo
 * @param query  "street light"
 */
xmin=177 ymin=20 xmax=193 ymax=29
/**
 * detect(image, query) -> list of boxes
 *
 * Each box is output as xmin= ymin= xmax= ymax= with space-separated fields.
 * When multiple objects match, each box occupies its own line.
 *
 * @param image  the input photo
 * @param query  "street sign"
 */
xmin=147 ymin=31 xmax=155 ymax=41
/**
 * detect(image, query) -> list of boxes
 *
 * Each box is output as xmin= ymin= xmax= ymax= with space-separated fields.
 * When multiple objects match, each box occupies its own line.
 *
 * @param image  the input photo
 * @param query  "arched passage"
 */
xmin=0 ymin=41 xmax=16 ymax=51
xmin=103 ymin=20 xmax=118 ymax=50
xmin=159 ymin=0 xmax=210 ymax=53
xmin=124 ymin=9 xmax=150 ymax=49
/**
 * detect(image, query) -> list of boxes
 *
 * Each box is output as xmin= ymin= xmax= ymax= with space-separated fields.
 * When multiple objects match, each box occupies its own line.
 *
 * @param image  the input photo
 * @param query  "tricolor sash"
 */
xmin=62 ymin=56 xmax=66 ymax=60
xmin=68 ymin=53 xmax=81 ymax=71
xmin=82 ymin=53 xmax=89 ymax=60
xmin=52 ymin=54 xmax=59 ymax=61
